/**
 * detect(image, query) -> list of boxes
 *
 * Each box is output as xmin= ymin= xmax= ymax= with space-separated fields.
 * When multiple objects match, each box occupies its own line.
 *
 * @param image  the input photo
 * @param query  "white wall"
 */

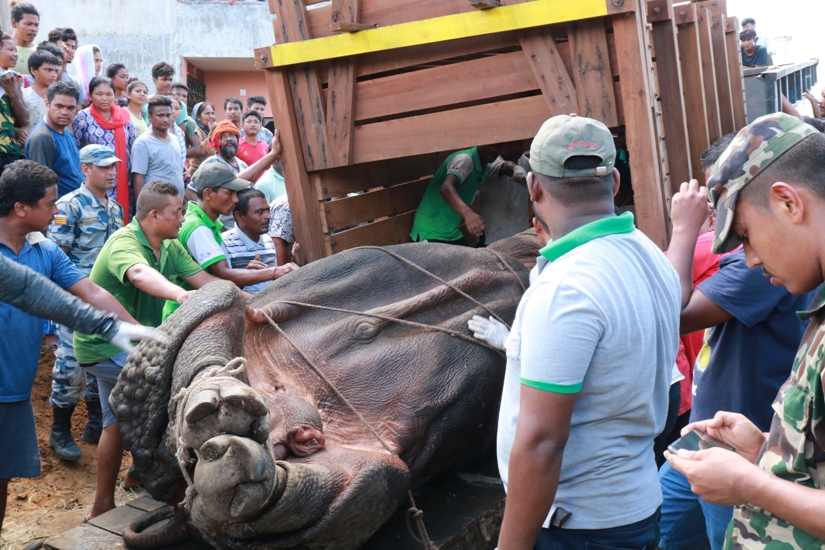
xmin=10 ymin=0 xmax=274 ymax=86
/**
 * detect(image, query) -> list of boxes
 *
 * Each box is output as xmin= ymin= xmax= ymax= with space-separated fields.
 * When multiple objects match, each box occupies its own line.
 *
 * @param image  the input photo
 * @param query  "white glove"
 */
xmin=512 ymin=166 xmax=528 ymax=185
xmin=109 ymin=322 xmax=168 ymax=354
xmin=468 ymin=315 xmax=510 ymax=351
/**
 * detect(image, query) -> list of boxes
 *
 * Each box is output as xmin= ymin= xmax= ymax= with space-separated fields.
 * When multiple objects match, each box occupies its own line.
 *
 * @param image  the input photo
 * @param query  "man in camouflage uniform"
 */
xmin=666 ymin=112 xmax=825 ymax=548
xmin=47 ymin=145 xmax=124 ymax=460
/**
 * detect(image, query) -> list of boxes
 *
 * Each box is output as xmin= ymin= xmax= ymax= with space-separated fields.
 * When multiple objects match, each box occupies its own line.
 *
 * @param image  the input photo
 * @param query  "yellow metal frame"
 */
xmin=265 ymin=0 xmax=609 ymax=67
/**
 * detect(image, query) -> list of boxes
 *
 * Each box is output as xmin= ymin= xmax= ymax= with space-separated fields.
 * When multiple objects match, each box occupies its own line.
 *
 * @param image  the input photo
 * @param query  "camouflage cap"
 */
xmin=708 ymin=113 xmax=818 ymax=254
xmin=79 ymin=144 xmax=121 ymax=166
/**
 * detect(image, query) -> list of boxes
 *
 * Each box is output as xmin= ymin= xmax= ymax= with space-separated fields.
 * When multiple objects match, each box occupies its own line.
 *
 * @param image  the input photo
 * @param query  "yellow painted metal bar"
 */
xmin=266 ymin=0 xmax=609 ymax=67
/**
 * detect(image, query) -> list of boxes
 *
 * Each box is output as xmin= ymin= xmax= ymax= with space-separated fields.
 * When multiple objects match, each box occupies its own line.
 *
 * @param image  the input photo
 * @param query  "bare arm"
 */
xmin=273 ymin=237 xmax=289 ymax=266
xmin=132 ymin=173 xmax=146 ymax=199
xmin=498 ymin=387 xmax=577 ymax=550
xmin=237 ymin=129 xmax=282 ymax=183
xmin=667 ymin=179 xmax=735 ymax=333
xmin=440 ymin=174 xmax=484 ymax=236
xmin=185 ymin=130 xmax=201 ymax=158
xmin=67 ymin=278 xmax=138 ymax=324
xmin=2 ymin=74 xmax=29 ymax=128
xmin=207 ymin=259 xmax=277 ymax=287
xmin=181 ymin=269 xmax=258 ymax=300
xmin=125 ymin=263 xmax=188 ymax=303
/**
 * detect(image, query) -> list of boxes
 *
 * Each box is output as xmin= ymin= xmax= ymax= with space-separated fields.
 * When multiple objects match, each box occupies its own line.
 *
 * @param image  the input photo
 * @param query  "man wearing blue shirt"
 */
xmin=24 ymin=80 xmax=83 ymax=198
xmin=0 ymin=160 xmax=155 ymax=533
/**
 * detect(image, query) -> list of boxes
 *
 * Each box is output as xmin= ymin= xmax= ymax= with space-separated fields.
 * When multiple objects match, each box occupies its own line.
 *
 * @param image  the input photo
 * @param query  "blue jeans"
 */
xmin=658 ymin=462 xmax=732 ymax=550
xmin=534 ymin=509 xmax=660 ymax=549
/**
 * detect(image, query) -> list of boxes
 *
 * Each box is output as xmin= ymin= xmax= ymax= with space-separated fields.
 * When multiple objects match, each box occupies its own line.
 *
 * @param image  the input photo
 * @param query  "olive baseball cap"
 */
xmin=79 ymin=144 xmax=121 ymax=166
xmin=707 ymin=112 xmax=818 ymax=254
xmin=529 ymin=114 xmax=616 ymax=177
xmin=192 ymin=163 xmax=251 ymax=193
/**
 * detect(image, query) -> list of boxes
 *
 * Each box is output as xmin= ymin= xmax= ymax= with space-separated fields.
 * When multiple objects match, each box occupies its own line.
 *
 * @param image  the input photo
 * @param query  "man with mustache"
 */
xmin=44 ymin=145 xmax=125 ymax=461
xmin=24 ymin=81 xmax=83 ymax=198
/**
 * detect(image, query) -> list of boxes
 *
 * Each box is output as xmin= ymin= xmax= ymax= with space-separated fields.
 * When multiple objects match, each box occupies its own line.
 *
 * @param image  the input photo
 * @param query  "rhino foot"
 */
xmin=178 ymin=375 xmax=278 ymax=525
xmin=182 ymin=377 xmax=271 ymax=451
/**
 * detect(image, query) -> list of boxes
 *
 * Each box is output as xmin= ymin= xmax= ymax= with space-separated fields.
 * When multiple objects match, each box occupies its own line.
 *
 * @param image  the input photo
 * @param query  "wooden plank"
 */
xmin=649 ymin=0 xmax=692 ymax=191
xmin=326 ymin=0 xmax=361 ymax=166
xmin=515 ymin=26 xmax=578 ymax=116
xmin=356 ymin=32 xmax=519 ymax=78
xmin=313 ymin=152 xmax=447 ymax=200
xmin=270 ymin=0 xmax=333 ymax=171
xmin=677 ymin=4 xmax=711 ymax=183
xmin=320 ymin=178 xmax=430 ymax=232
xmin=568 ymin=18 xmax=619 ymax=127
xmin=88 ymin=504 xmax=147 ymax=535
xmin=351 ymin=95 xmax=550 ymax=165
xmin=613 ymin=10 xmax=669 ymax=248
xmin=695 ymin=0 xmax=726 ymax=18
xmin=354 ymin=51 xmax=538 ymax=122
xmin=725 ymin=16 xmax=747 ymax=130
xmin=711 ymin=13 xmax=735 ymax=134
xmin=325 ymin=211 xmax=417 ymax=254
xmin=266 ymin=68 xmax=328 ymax=263
xmin=331 ymin=22 xmax=376 ymax=33
xmin=259 ymin=0 xmax=611 ymax=68
xmin=697 ymin=8 xmax=722 ymax=143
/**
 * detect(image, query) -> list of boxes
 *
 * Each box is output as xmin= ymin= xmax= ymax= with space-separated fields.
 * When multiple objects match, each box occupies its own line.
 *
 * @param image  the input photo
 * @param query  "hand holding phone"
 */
xmin=668 ymin=429 xmax=735 ymax=455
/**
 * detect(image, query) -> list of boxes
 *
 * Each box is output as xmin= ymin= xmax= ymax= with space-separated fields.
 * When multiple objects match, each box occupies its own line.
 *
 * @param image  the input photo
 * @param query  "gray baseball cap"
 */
xmin=529 ymin=114 xmax=616 ymax=177
xmin=192 ymin=163 xmax=251 ymax=193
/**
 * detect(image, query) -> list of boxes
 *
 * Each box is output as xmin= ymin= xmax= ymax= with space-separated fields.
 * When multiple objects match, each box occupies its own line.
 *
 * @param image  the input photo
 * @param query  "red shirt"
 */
xmin=237 ymin=139 xmax=269 ymax=175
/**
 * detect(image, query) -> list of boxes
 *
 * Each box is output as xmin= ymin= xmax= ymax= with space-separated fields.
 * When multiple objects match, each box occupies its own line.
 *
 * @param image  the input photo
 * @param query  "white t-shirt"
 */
xmin=22 ymin=87 xmax=46 ymax=133
xmin=497 ymin=219 xmax=680 ymax=530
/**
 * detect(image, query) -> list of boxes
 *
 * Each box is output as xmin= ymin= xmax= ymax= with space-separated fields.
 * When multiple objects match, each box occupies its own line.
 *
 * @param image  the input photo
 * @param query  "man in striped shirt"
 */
xmin=221 ymin=187 xmax=296 ymax=293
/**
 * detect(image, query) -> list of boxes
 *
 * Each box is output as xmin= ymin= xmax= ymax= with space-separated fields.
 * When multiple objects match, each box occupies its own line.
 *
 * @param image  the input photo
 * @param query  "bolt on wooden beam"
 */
xmin=469 ymin=0 xmax=502 ymax=9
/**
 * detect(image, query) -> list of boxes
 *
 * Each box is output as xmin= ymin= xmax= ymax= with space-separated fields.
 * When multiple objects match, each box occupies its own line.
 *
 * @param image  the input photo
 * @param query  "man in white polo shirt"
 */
xmin=495 ymin=114 xmax=681 ymax=549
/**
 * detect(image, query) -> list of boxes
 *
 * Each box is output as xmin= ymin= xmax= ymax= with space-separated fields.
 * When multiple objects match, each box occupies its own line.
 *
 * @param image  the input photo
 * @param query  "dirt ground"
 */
xmin=0 ymin=343 xmax=142 ymax=549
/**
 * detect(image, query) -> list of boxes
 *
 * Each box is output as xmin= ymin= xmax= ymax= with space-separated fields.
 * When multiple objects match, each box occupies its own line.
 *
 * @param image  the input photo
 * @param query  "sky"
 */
xmin=727 ymin=0 xmax=825 ymax=92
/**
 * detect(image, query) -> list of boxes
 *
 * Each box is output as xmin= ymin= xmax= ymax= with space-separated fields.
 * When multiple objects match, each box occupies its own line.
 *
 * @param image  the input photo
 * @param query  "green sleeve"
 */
xmin=107 ymin=234 xmax=151 ymax=284
xmin=170 ymin=240 xmax=204 ymax=278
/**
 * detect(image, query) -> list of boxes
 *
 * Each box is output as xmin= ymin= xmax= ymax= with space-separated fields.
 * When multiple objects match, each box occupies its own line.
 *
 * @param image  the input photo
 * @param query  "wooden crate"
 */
xmin=256 ymin=0 xmax=747 ymax=262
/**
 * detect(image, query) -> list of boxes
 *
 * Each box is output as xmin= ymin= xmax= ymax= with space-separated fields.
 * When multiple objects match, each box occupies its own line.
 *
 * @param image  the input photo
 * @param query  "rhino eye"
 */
xmin=354 ymin=320 xmax=377 ymax=340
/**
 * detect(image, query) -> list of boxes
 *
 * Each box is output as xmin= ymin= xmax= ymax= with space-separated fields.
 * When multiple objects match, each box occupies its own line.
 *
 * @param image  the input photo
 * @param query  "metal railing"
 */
xmin=744 ymin=58 xmax=819 ymax=123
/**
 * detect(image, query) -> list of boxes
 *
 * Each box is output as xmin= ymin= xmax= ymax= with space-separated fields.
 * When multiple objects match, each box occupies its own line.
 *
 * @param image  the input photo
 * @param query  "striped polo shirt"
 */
xmin=220 ymin=225 xmax=278 ymax=294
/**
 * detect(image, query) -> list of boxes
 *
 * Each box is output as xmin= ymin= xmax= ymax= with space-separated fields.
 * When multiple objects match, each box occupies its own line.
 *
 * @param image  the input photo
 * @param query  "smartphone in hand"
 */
xmin=668 ymin=429 xmax=735 ymax=454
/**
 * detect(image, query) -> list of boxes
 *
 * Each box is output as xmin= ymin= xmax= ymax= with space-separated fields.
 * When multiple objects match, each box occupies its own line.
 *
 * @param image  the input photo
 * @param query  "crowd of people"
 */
xmin=1 ymin=2 xmax=824 ymax=550
xmin=0 ymin=0 xmax=301 ymax=536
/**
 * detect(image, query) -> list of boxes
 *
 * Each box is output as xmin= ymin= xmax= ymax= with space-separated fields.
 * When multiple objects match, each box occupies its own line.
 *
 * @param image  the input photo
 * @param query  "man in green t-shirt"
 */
xmin=74 ymin=179 xmax=223 ymax=522
xmin=164 ymin=163 xmax=297 ymax=319
xmin=410 ymin=143 xmax=525 ymax=245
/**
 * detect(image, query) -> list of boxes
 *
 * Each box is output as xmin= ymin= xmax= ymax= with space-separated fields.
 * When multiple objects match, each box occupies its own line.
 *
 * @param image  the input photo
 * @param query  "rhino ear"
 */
xmin=287 ymin=425 xmax=326 ymax=457
xmin=112 ymin=280 xmax=247 ymax=501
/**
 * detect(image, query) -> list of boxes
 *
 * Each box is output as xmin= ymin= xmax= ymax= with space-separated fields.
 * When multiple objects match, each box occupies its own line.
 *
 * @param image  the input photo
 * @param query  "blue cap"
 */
xmin=79 ymin=144 xmax=121 ymax=166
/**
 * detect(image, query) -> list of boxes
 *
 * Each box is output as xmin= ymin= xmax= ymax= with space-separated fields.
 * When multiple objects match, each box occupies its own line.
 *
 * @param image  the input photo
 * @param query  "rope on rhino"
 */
xmin=345 ymin=245 xmax=527 ymax=328
xmin=262 ymin=310 xmax=440 ymax=550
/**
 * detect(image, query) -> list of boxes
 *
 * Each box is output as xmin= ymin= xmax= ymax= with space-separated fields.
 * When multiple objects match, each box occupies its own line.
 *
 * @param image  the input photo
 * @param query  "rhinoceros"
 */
xmin=113 ymin=242 xmax=533 ymax=549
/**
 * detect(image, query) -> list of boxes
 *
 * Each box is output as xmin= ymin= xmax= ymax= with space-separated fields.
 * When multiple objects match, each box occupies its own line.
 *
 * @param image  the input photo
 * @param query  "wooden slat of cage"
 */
xmin=568 ymin=18 xmax=619 ymax=127
xmin=354 ymin=51 xmax=539 ymax=123
xmin=725 ymin=16 xmax=747 ymax=130
xmin=676 ymin=4 xmax=711 ymax=184
xmin=613 ymin=5 xmax=669 ymax=248
xmin=697 ymin=8 xmax=722 ymax=144
xmin=325 ymin=211 xmax=417 ymax=255
xmin=352 ymin=95 xmax=549 ymax=165
xmin=312 ymin=152 xmax=446 ymax=200
xmin=711 ymin=13 xmax=735 ymax=135
xmin=320 ymin=178 xmax=430 ymax=233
